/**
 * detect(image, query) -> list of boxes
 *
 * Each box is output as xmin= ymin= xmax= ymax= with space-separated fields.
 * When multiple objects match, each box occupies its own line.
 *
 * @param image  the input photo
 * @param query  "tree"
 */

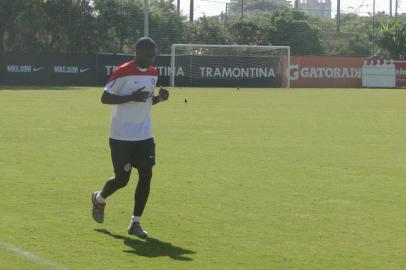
xmin=0 ymin=0 xmax=22 ymax=51
xmin=189 ymin=16 xmax=232 ymax=45
xmin=0 ymin=0 xmax=45 ymax=52
xmin=43 ymin=0 xmax=97 ymax=52
xmin=379 ymin=21 xmax=406 ymax=59
xmin=3 ymin=0 xmax=403 ymax=58
xmin=228 ymin=19 xmax=272 ymax=45
xmin=0 ymin=0 xmax=97 ymax=53
xmin=94 ymin=0 xmax=144 ymax=53
xmin=228 ymin=0 xmax=291 ymax=17
xmin=149 ymin=0 xmax=188 ymax=53
xmin=93 ymin=0 xmax=186 ymax=53
xmin=267 ymin=9 xmax=323 ymax=55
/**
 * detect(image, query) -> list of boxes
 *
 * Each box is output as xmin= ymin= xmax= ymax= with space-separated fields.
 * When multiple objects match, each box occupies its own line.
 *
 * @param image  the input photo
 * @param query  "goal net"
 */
xmin=170 ymin=44 xmax=290 ymax=88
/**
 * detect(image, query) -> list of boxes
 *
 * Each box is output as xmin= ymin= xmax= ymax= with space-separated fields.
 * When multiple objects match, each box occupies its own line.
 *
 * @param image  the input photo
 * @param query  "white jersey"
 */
xmin=104 ymin=60 xmax=158 ymax=141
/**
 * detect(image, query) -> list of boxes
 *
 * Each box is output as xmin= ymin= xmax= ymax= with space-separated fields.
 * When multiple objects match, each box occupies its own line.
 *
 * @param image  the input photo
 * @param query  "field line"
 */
xmin=0 ymin=242 xmax=68 ymax=270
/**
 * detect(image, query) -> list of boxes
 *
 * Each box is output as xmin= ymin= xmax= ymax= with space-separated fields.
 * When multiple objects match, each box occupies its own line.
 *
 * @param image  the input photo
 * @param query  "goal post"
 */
xmin=170 ymin=44 xmax=291 ymax=88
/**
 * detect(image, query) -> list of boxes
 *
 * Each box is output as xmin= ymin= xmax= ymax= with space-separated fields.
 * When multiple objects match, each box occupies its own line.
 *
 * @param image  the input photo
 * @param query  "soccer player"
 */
xmin=91 ymin=37 xmax=169 ymax=238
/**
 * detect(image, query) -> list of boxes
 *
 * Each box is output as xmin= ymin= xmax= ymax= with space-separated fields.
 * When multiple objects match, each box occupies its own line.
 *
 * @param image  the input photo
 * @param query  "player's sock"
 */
xmin=128 ymin=217 xmax=148 ymax=238
xmin=95 ymin=192 xmax=106 ymax=204
xmin=131 ymin=215 xmax=141 ymax=224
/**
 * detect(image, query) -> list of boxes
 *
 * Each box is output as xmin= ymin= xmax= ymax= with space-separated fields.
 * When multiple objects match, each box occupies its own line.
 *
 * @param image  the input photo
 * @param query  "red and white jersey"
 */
xmin=104 ymin=60 xmax=158 ymax=141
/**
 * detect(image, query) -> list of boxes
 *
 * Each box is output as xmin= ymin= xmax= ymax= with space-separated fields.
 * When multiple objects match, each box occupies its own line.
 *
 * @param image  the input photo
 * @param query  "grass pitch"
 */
xmin=0 ymin=87 xmax=406 ymax=270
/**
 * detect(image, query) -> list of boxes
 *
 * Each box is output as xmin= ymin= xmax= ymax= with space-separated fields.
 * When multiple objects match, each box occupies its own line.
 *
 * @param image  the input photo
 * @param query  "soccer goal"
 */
xmin=170 ymin=44 xmax=291 ymax=88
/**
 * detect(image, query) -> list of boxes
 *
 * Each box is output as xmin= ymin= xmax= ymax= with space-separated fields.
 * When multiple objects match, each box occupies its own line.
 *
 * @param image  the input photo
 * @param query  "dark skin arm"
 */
xmin=152 ymin=96 xmax=160 ymax=105
xmin=101 ymin=87 xmax=169 ymax=105
xmin=101 ymin=90 xmax=149 ymax=105
xmin=152 ymin=87 xmax=169 ymax=105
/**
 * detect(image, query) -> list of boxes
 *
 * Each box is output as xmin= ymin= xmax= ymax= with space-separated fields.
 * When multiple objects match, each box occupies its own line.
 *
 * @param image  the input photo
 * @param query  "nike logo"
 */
xmin=33 ymin=67 xmax=44 ymax=72
xmin=80 ymin=68 xmax=90 ymax=73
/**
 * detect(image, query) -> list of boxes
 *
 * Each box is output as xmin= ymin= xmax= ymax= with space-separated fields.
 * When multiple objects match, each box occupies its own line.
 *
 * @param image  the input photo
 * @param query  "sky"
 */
xmin=178 ymin=0 xmax=406 ymax=18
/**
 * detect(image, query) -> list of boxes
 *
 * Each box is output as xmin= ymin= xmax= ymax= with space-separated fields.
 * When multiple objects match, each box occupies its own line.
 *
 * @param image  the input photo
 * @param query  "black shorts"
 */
xmin=109 ymin=137 xmax=155 ymax=175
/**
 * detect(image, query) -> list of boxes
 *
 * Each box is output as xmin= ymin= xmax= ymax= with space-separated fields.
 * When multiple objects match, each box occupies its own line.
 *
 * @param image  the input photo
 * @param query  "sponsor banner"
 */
xmin=1 ymin=53 xmax=51 ymax=85
xmin=0 ymin=53 xmax=98 ymax=85
xmin=0 ymin=53 xmax=177 ymax=86
xmin=395 ymin=61 xmax=406 ymax=88
xmin=173 ymin=55 xmax=286 ymax=87
xmin=0 ymin=52 xmax=286 ymax=87
xmin=1 ymin=53 xmax=405 ymax=88
xmin=290 ymin=56 xmax=368 ymax=88
xmin=51 ymin=54 xmax=97 ymax=85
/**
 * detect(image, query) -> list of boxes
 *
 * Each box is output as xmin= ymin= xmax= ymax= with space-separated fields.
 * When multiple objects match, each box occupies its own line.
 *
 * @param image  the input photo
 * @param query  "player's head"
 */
xmin=135 ymin=37 xmax=157 ymax=68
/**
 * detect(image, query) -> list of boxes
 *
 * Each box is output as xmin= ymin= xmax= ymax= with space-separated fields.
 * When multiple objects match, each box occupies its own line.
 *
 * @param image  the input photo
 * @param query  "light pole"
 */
xmin=240 ymin=0 xmax=244 ymax=24
xmin=336 ymin=0 xmax=341 ymax=32
xmin=240 ymin=0 xmax=244 ymax=44
xmin=225 ymin=2 xmax=229 ymax=23
xmin=395 ymin=0 xmax=398 ymax=16
xmin=190 ymin=0 xmax=194 ymax=22
xmin=390 ymin=0 xmax=392 ymax=16
xmin=372 ymin=0 xmax=376 ymax=56
xmin=144 ymin=0 xmax=149 ymax=37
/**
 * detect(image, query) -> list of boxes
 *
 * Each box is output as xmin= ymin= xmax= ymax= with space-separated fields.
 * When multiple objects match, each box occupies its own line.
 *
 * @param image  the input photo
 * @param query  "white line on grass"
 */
xmin=0 ymin=242 xmax=68 ymax=270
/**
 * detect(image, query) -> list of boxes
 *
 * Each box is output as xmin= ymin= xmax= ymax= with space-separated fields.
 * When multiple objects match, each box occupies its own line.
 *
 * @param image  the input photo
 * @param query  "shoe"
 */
xmin=127 ymin=221 xmax=148 ymax=238
xmin=91 ymin=192 xmax=105 ymax=223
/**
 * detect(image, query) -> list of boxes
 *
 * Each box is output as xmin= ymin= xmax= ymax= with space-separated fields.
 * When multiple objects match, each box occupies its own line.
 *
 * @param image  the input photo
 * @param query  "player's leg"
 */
xmin=133 ymin=167 xmax=153 ymax=217
xmin=92 ymin=139 xmax=135 ymax=223
xmin=128 ymin=138 xmax=155 ymax=238
xmin=127 ymin=167 xmax=152 ymax=238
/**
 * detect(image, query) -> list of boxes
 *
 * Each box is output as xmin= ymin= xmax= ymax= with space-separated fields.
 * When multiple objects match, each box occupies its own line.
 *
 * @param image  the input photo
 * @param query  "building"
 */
xmin=298 ymin=0 xmax=331 ymax=18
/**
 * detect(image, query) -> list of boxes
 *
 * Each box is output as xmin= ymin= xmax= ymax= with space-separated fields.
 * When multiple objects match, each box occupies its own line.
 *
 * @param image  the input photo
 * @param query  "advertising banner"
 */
xmin=0 ymin=53 xmax=286 ymax=87
xmin=1 ymin=53 xmax=405 ymax=88
xmin=395 ymin=61 xmax=406 ymax=88
xmin=0 ymin=53 xmax=174 ymax=86
xmin=0 ymin=53 xmax=98 ymax=85
xmin=290 ymin=56 xmax=368 ymax=88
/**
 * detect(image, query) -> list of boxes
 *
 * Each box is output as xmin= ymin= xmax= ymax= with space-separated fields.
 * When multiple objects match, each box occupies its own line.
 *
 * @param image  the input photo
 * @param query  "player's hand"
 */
xmin=158 ymin=87 xmax=169 ymax=101
xmin=130 ymin=91 xmax=149 ymax=102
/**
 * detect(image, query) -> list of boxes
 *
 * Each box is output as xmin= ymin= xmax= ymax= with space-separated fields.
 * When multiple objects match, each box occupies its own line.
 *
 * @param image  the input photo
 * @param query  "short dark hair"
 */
xmin=135 ymin=37 xmax=156 ymax=51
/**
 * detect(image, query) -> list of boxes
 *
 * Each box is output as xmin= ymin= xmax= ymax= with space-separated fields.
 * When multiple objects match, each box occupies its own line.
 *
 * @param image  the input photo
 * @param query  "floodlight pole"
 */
xmin=144 ymin=0 xmax=149 ymax=37
xmin=395 ymin=0 xmax=398 ymax=16
xmin=372 ymin=0 xmax=375 ymax=56
xmin=336 ymin=0 xmax=341 ymax=32
xmin=390 ymin=0 xmax=392 ymax=16
xmin=190 ymin=0 xmax=194 ymax=22
xmin=240 ymin=0 xmax=244 ymax=24
xmin=239 ymin=0 xmax=244 ymax=44
xmin=225 ymin=3 xmax=229 ymax=23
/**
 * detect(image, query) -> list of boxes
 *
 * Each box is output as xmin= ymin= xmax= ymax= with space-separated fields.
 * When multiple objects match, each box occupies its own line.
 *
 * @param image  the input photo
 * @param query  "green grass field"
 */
xmin=0 ymin=87 xmax=406 ymax=270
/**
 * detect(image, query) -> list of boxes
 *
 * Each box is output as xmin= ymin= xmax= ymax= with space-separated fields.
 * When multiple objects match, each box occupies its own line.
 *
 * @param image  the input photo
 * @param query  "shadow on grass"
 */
xmin=95 ymin=228 xmax=196 ymax=261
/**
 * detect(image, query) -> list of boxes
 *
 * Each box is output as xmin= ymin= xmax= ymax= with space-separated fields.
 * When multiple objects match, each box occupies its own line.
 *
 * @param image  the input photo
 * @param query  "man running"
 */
xmin=91 ymin=37 xmax=169 ymax=238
